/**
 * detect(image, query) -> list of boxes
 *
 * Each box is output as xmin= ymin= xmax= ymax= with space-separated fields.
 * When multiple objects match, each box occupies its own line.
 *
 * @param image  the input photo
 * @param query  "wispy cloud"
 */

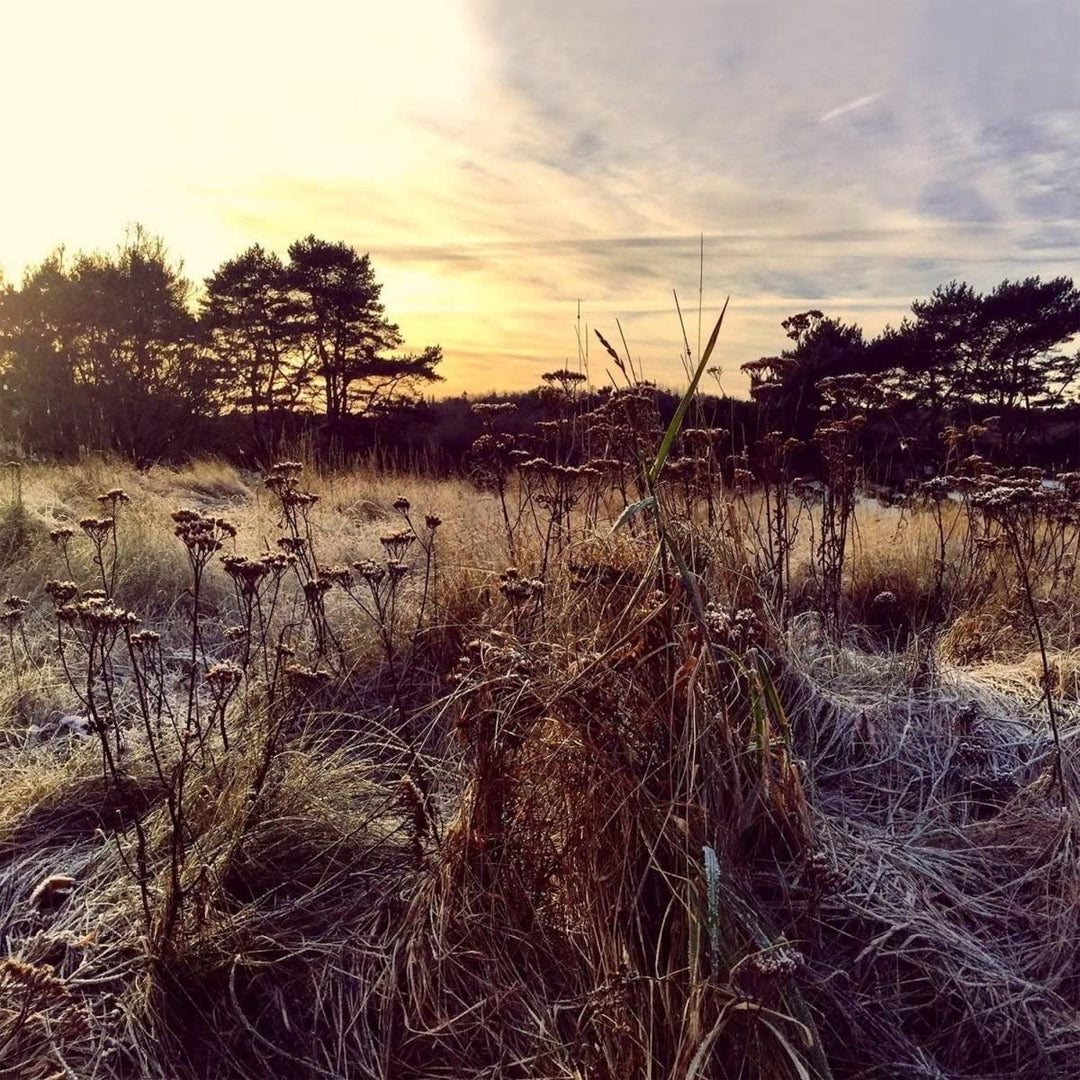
xmin=2 ymin=0 xmax=1079 ymax=393
xmin=818 ymin=92 xmax=884 ymax=124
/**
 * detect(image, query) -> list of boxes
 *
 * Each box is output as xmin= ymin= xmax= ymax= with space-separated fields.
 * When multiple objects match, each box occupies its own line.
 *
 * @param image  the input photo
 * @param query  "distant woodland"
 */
xmin=2 ymin=228 xmax=1080 ymax=478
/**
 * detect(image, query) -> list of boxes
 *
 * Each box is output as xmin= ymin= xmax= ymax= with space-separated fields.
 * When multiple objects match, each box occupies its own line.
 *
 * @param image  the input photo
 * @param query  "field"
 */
xmin=2 ymin=427 xmax=1080 ymax=1080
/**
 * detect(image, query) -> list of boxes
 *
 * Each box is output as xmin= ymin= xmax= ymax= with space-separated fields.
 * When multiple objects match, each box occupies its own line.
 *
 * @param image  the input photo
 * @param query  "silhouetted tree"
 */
xmin=286 ymin=236 xmax=442 ymax=427
xmin=973 ymin=277 xmax=1080 ymax=410
xmin=202 ymin=245 xmax=307 ymax=454
xmin=873 ymin=276 xmax=1080 ymax=453
xmin=872 ymin=281 xmax=985 ymax=416
xmin=0 ymin=251 xmax=88 ymax=454
xmin=0 ymin=229 xmax=211 ymax=460
xmin=742 ymin=311 xmax=867 ymax=440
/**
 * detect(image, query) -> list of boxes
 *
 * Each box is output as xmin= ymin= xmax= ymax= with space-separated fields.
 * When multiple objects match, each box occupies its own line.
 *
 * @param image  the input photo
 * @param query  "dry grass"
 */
xmin=1 ymin=453 xmax=1080 ymax=1079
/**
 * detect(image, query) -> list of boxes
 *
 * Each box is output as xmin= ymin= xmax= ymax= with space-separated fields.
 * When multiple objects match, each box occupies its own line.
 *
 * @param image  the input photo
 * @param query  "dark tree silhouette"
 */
xmin=875 ymin=281 xmax=985 ymax=416
xmin=286 ymin=236 xmax=442 ymax=426
xmin=0 ymin=229 xmax=211 ymax=460
xmin=202 ymin=245 xmax=307 ymax=454
xmin=871 ymin=276 xmax=1080 ymax=453
xmin=974 ymin=277 xmax=1080 ymax=411
xmin=0 ymin=251 xmax=89 ymax=455
xmin=742 ymin=311 xmax=867 ymax=439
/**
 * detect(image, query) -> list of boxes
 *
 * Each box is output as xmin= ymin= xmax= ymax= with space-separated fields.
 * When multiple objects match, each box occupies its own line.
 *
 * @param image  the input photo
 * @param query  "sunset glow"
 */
xmin=3 ymin=0 xmax=1079 ymax=393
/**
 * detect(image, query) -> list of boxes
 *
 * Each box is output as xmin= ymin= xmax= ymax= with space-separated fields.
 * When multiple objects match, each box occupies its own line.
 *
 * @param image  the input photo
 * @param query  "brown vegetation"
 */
xmin=2 ymin=361 xmax=1080 ymax=1078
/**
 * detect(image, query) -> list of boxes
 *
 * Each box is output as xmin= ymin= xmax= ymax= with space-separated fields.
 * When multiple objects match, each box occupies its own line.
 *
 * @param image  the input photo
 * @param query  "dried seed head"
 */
xmin=732 ymin=944 xmax=805 ymax=1002
xmin=285 ymin=665 xmax=332 ymax=694
xmin=67 ymin=600 xmax=139 ymax=632
xmin=205 ymin=661 xmax=243 ymax=695
xmin=499 ymin=567 xmax=537 ymax=605
xmin=57 ymin=603 xmax=80 ymax=626
xmin=96 ymin=488 xmax=130 ymax=507
xmin=322 ymin=565 xmax=353 ymax=587
xmin=173 ymin=510 xmax=235 ymax=557
xmin=704 ymin=604 xmax=765 ymax=650
xmin=302 ymin=577 xmax=333 ymax=601
xmin=279 ymin=488 xmax=320 ymax=509
xmin=45 ymin=580 xmax=78 ymax=606
xmin=380 ymin=530 xmax=415 ymax=561
xmin=222 ymin=554 xmax=271 ymax=594
xmin=354 ymin=559 xmax=385 ymax=585
xmin=79 ymin=516 xmax=115 ymax=541
xmin=277 ymin=536 xmax=306 ymax=554
xmin=472 ymin=401 xmax=518 ymax=425
xmin=270 ymin=460 xmax=303 ymax=476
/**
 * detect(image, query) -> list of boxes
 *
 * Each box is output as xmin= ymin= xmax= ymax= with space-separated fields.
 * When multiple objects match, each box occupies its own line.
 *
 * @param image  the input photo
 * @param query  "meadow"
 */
xmin=2 ymin=377 xmax=1080 ymax=1079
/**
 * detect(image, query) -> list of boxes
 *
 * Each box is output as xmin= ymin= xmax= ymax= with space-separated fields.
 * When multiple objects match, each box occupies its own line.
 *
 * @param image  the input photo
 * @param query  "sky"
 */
xmin=2 ymin=0 xmax=1079 ymax=394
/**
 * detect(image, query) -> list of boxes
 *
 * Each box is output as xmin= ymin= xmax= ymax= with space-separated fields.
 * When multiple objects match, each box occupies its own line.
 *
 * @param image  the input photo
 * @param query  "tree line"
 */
xmin=0 ymin=228 xmax=442 ymax=461
xmin=743 ymin=277 xmax=1080 ymax=455
xmin=2 ymin=226 xmax=1079 ymax=470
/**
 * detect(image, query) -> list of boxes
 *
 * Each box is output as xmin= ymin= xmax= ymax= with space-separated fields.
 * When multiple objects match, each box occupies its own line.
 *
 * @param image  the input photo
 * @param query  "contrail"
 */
xmin=818 ymin=92 xmax=882 ymax=123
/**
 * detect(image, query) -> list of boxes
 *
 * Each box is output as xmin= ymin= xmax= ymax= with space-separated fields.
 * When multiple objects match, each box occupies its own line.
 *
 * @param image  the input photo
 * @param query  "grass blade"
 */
xmin=648 ymin=296 xmax=729 ymax=485
xmin=611 ymin=495 xmax=657 ymax=534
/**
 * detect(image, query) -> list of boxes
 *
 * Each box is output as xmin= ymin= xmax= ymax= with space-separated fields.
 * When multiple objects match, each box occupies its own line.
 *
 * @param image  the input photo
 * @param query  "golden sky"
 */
xmin=2 ymin=0 xmax=1079 ymax=394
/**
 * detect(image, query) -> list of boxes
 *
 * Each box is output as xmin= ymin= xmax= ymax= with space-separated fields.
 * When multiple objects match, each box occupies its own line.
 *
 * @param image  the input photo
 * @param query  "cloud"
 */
xmin=818 ymin=93 xmax=884 ymax=124
xmin=2 ymin=0 xmax=1079 ymax=394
